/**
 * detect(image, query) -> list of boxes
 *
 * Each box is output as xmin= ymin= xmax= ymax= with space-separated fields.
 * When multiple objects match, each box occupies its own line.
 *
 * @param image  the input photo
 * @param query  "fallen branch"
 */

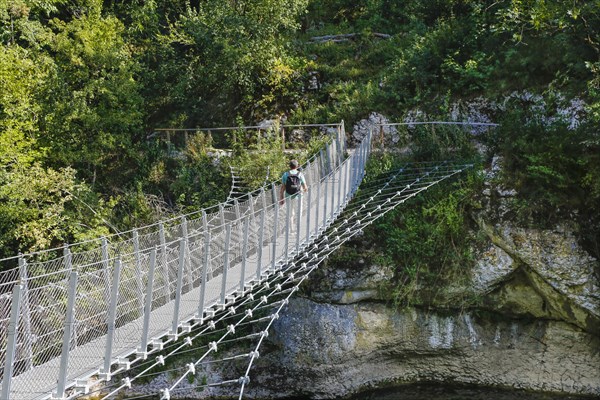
xmin=309 ymin=32 xmax=391 ymax=43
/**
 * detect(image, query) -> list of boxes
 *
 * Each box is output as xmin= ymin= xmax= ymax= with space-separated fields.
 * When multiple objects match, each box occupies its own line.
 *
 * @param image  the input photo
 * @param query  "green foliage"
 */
xmin=170 ymin=156 xmax=228 ymax=213
xmin=487 ymin=98 xmax=590 ymax=219
xmin=0 ymin=163 xmax=114 ymax=256
xmin=406 ymin=124 xmax=480 ymax=161
xmin=371 ymin=171 xmax=485 ymax=308
xmin=41 ymin=10 xmax=144 ymax=187
xmin=0 ymin=45 xmax=48 ymax=165
xmin=228 ymin=125 xmax=330 ymax=191
xmin=1 ymin=0 xmax=599 ymax=268
xmin=484 ymin=94 xmax=600 ymax=256
xmin=145 ymin=0 xmax=309 ymax=126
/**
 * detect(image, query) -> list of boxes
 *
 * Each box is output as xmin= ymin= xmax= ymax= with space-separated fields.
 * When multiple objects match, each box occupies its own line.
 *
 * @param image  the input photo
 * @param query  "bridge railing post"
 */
xmin=343 ymin=158 xmax=349 ymax=206
xmin=319 ymin=149 xmax=326 ymax=180
xmin=248 ymin=192 xmax=255 ymax=221
xmin=17 ymin=255 xmax=32 ymax=371
xmin=62 ymin=245 xmax=78 ymax=350
xmin=234 ymin=198 xmax=241 ymax=221
xmin=198 ymin=231 xmax=210 ymax=322
xmin=284 ymin=199 xmax=290 ymax=265
xmin=326 ymin=142 xmax=332 ymax=173
xmin=323 ymin=173 xmax=328 ymax=230
xmin=271 ymin=198 xmax=279 ymax=275
xmin=99 ymin=258 xmax=121 ymax=381
xmin=350 ymin=147 xmax=356 ymax=196
xmin=366 ymin=127 xmax=373 ymax=176
xmin=1 ymin=284 xmax=23 ymax=400
xmin=170 ymin=238 xmax=186 ymax=339
xmin=132 ymin=229 xmax=145 ymax=313
xmin=219 ymin=204 xmax=225 ymax=228
xmin=55 ymin=271 xmax=78 ymax=398
xmin=363 ymin=134 xmax=368 ymax=180
xmin=306 ymin=186 xmax=312 ymax=245
xmin=315 ymin=172 xmax=321 ymax=238
xmin=304 ymin=160 xmax=311 ymax=245
xmin=220 ymin=224 xmax=232 ymax=306
xmin=101 ymin=237 xmax=111 ymax=304
xmin=296 ymin=192 xmax=302 ymax=255
xmin=337 ymin=162 xmax=343 ymax=215
xmin=181 ymin=216 xmax=192 ymax=289
xmin=256 ymin=210 xmax=265 ymax=281
xmin=330 ymin=168 xmax=336 ymax=221
xmin=138 ymin=247 xmax=156 ymax=359
xmin=240 ymin=218 xmax=249 ymax=295
xmin=358 ymin=138 xmax=365 ymax=189
xmin=159 ymin=222 xmax=169 ymax=303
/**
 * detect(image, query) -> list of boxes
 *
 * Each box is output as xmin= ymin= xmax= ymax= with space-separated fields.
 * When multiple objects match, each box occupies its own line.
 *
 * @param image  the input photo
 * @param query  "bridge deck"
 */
xmin=9 ymin=183 xmax=332 ymax=400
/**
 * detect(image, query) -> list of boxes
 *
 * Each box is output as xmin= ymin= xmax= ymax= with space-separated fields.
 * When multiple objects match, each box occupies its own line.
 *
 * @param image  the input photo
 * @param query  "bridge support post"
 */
xmin=247 ymin=193 xmax=255 ymax=221
xmin=296 ymin=192 xmax=302 ymax=254
xmin=337 ymin=162 xmax=343 ymax=214
xmin=271 ymin=191 xmax=279 ymax=275
xmin=352 ymin=144 xmax=357 ymax=191
xmin=1 ymin=284 xmax=23 ymax=400
xmin=219 ymin=204 xmax=225 ymax=228
xmin=181 ymin=216 xmax=192 ymax=288
xmin=159 ymin=222 xmax=169 ymax=303
xmin=260 ymin=187 xmax=267 ymax=211
xmin=330 ymin=169 xmax=336 ymax=221
xmin=284 ymin=200 xmax=290 ymax=265
xmin=198 ymin=232 xmax=210 ymax=322
xmin=220 ymin=224 xmax=232 ymax=306
xmin=99 ymin=259 xmax=121 ymax=381
xmin=256 ymin=210 xmax=265 ymax=281
xmin=170 ymin=238 xmax=186 ymax=339
xmin=304 ymin=160 xmax=311 ymax=244
xmin=366 ymin=128 xmax=373 ymax=176
xmin=342 ymin=159 xmax=352 ymax=207
xmin=306 ymin=188 xmax=312 ymax=245
xmin=315 ymin=174 xmax=320 ymax=238
xmin=271 ymin=182 xmax=278 ymax=207
xmin=323 ymin=173 xmax=328 ymax=230
xmin=319 ymin=149 xmax=326 ymax=179
xmin=355 ymin=141 xmax=361 ymax=191
xmin=54 ymin=271 xmax=78 ymax=398
xmin=133 ymin=229 xmax=145 ymax=313
xmin=202 ymin=210 xmax=210 ymax=282
xmin=359 ymin=139 xmax=364 ymax=184
xmin=138 ymin=247 xmax=156 ymax=358
xmin=234 ymin=199 xmax=241 ymax=221
xmin=17 ymin=255 xmax=32 ymax=371
xmin=101 ymin=237 xmax=111 ymax=305
xmin=240 ymin=218 xmax=249 ymax=294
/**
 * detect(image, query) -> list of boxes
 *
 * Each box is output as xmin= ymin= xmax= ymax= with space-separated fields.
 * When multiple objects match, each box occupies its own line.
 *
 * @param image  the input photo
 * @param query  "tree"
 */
xmin=145 ymin=0 xmax=309 ymax=127
xmin=40 ymin=7 xmax=144 ymax=188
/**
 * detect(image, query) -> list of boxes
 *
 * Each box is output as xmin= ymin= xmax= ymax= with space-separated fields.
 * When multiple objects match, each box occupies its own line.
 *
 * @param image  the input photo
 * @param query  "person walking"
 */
xmin=279 ymin=160 xmax=308 ymax=231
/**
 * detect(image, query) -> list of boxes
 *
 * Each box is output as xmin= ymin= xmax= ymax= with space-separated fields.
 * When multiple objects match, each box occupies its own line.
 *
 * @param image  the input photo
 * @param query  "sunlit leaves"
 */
xmin=42 ymin=11 xmax=143 ymax=184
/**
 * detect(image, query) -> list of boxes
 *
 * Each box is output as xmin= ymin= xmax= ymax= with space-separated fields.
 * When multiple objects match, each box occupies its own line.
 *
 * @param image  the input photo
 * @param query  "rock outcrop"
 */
xmin=238 ymin=173 xmax=600 ymax=398
xmin=238 ymin=214 xmax=600 ymax=398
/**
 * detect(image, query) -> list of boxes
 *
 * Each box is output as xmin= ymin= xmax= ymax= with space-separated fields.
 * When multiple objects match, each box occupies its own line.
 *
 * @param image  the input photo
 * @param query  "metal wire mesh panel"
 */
xmin=0 ymin=122 xmax=356 ymax=399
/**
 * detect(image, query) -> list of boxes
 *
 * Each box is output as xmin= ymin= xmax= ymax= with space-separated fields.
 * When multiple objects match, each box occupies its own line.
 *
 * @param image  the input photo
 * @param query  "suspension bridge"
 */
xmin=0 ymin=122 xmax=491 ymax=400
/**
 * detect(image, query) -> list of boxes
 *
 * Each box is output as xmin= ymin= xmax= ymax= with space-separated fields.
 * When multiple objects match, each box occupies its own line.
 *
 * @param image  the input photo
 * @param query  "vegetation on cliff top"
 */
xmin=1 ymin=0 xmax=599 ymax=271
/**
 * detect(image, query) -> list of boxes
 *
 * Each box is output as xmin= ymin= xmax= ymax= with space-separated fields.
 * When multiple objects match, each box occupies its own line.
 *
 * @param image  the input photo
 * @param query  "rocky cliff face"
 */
xmin=236 ymin=181 xmax=600 ymax=399
xmin=127 ymin=154 xmax=599 ymax=400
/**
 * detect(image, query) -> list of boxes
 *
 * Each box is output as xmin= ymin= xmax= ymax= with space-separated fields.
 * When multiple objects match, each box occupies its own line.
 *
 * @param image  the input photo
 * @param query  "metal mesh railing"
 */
xmin=0 ymin=122 xmax=353 ymax=400
xmin=1 ymin=121 xmax=491 ymax=399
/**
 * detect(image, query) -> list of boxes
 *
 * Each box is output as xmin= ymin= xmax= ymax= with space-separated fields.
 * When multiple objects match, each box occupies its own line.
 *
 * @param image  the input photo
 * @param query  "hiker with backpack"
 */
xmin=279 ymin=160 xmax=308 ymax=229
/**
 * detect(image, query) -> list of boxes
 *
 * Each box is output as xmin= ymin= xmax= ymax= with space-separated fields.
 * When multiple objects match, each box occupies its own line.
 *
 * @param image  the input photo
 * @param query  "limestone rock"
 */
xmin=247 ymin=301 xmax=600 ymax=398
xmin=351 ymin=113 xmax=406 ymax=146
